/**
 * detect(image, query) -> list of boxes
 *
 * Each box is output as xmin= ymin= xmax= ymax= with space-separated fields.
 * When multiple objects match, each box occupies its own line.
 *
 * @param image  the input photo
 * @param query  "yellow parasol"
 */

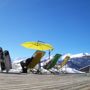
xmin=21 ymin=41 xmax=53 ymax=51
xmin=21 ymin=41 xmax=54 ymax=71
xmin=21 ymin=41 xmax=54 ymax=58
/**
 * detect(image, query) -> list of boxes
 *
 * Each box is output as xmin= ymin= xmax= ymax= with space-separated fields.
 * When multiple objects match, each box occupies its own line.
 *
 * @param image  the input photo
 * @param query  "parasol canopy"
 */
xmin=21 ymin=41 xmax=53 ymax=51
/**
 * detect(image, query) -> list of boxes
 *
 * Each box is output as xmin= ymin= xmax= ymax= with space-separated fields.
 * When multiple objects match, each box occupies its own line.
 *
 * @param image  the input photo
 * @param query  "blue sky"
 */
xmin=0 ymin=0 xmax=90 ymax=59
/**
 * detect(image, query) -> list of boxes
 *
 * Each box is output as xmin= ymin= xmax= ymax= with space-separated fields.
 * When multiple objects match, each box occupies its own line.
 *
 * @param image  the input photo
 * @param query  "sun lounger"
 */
xmin=20 ymin=50 xmax=45 ymax=73
xmin=58 ymin=56 xmax=70 ymax=69
xmin=43 ymin=54 xmax=62 ymax=70
xmin=26 ymin=50 xmax=45 ymax=69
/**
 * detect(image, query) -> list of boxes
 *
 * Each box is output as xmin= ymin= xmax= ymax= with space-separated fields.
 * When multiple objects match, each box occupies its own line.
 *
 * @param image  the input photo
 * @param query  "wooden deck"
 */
xmin=0 ymin=73 xmax=90 ymax=90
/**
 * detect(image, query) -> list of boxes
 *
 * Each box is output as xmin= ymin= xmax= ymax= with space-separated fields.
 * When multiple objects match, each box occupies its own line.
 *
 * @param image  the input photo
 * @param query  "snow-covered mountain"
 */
xmin=70 ymin=53 xmax=90 ymax=58
xmin=67 ymin=53 xmax=90 ymax=71
xmin=58 ymin=53 xmax=90 ymax=61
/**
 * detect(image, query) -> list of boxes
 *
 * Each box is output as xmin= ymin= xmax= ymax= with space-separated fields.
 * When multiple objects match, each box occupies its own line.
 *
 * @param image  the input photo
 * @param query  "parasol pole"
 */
xmin=48 ymin=49 xmax=53 ymax=59
xmin=49 ymin=49 xmax=51 ymax=59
